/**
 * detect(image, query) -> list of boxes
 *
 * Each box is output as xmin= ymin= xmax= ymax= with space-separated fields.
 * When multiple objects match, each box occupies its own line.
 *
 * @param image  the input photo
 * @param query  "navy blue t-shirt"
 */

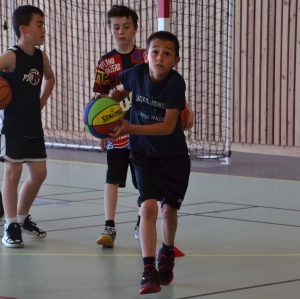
xmin=118 ymin=63 xmax=188 ymax=157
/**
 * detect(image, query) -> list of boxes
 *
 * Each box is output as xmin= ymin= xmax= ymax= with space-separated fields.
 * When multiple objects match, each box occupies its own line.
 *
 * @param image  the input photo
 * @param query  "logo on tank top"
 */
xmin=23 ymin=69 xmax=42 ymax=85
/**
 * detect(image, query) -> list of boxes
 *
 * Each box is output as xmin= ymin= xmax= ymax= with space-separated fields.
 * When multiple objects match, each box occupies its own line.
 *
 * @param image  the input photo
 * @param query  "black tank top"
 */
xmin=2 ymin=45 xmax=44 ymax=137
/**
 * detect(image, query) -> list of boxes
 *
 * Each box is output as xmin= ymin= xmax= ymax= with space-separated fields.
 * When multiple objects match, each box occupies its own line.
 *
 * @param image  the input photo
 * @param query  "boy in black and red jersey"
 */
xmin=93 ymin=5 xmax=144 ymax=247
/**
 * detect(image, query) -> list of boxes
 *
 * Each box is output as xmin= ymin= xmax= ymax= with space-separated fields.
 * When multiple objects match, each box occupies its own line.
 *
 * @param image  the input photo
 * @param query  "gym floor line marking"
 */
xmin=189 ymin=169 xmax=300 ymax=183
xmin=176 ymin=278 xmax=300 ymax=299
xmin=48 ymin=158 xmax=300 ymax=183
xmin=1 ymin=253 xmax=300 ymax=257
xmin=49 ymin=158 xmax=107 ymax=167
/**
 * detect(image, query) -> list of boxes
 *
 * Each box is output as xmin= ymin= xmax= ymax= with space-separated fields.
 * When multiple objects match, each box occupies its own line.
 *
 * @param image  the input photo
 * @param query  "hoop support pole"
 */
xmin=158 ymin=0 xmax=170 ymax=31
xmin=224 ymin=0 xmax=233 ymax=165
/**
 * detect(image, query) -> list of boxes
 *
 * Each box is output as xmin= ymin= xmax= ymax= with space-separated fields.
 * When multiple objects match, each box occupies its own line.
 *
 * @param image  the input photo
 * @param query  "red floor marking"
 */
xmin=0 ymin=296 xmax=21 ymax=299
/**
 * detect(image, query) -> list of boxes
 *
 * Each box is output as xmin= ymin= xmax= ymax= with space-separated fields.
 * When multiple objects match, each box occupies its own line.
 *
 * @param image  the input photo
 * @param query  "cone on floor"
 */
xmin=173 ymin=246 xmax=185 ymax=257
xmin=156 ymin=246 xmax=185 ymax=257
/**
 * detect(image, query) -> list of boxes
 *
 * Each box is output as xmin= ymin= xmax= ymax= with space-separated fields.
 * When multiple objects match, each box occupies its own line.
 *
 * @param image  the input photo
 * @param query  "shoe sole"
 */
xmin=96 ymin=236 xmax=114 ymax=247
xmin=22 ymin=230 xmax=47 ymax=239
xmin=2 ymin=238 xmax=24 ymax=248
xmin=139 ymin=284 xmax=161 ymax=295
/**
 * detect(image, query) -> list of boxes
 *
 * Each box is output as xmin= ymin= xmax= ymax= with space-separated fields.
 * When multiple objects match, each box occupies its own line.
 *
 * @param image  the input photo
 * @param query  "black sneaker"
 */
xmin=0 ymin=192 xmax=4 ymax=220
xmin=21 ymin=215 xmax=47 ymax=239
xmin=139 ymin=265 xmax=161 ymax=295
xmin=157 ymin=248 xmax=175 ymax=285
xmin=2 ymin=222 xmax=24 ymax=248
xmin=96 ymin=226 xmax=116 ymax=247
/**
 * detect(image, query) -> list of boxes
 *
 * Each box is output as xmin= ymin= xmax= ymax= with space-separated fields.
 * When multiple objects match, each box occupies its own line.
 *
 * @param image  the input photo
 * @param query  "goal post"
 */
xmin=1 ymin=0 xmax=232 ymax=160
xmin=158 ymin=0 xmax=170 ymax=31
xmin=167 ymin=0 xmax=233 ymax=162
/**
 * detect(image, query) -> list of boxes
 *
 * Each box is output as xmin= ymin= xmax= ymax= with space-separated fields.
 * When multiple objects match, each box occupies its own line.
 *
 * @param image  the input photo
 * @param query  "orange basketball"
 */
xmin=0 ymin=77 xmax=12 ymax=110
xmin=181 ymin=107 xmax=189 ymax=129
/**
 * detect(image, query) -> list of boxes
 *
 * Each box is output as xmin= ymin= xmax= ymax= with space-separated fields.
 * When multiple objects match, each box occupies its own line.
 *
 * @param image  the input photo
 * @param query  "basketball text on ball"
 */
xmin=101 ymin=109 xmax=124 ymax=123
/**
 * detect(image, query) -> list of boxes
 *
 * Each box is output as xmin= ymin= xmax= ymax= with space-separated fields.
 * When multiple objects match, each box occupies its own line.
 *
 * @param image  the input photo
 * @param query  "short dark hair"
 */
xmin=107 ymin=5 xmax=138 ymax=29
xmin=13 ymin=5 xmax=44 ymax=39
xmin=146 ymin=31 xmax=180 ymax=57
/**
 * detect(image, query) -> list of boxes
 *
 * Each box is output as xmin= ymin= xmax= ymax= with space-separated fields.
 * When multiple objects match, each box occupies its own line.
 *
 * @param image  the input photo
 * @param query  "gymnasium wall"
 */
xmin=232 ymin=0 xmax=300 ymax=156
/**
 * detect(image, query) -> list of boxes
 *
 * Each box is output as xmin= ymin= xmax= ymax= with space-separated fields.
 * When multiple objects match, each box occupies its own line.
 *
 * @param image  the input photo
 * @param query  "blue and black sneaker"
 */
xmin=2 ymin=222 xmax=24 ymax=248
xmin=21 ymin=215 xmax=47 ymax=239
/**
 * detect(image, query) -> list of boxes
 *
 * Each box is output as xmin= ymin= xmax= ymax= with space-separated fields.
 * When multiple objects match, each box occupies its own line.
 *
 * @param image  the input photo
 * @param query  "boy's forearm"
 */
xmin=40 ymin=77 xmax=55 ymax=109
xmin=109 ymin=89 xmax=126 ymax=103
xmin=185 ymin=101 xmax=192 ymax=113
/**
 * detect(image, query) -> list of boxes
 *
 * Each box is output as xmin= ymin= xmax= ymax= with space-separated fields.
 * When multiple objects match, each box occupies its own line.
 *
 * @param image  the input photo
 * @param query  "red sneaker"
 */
xmin=157 ymin=248 xmax=175 ymax=285
xmin=139 ymin=265 xmax=161 ymax=295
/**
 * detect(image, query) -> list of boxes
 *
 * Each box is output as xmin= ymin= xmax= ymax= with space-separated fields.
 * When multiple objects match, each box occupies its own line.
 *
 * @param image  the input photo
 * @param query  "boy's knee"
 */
xmin=33 ymin=169 xmax=47 ymax=183
xmin=5 ymin=164 xmax=22 ymax=183
xmin=39 ymin=169 xmax=47 ymax=182
xmin=161 ymin=203 xmax=177 ymax=219
xmin=27 ymin=165 xmax=47 ymax=184
xmin=141 ymin=200 xmax=158 ymax=218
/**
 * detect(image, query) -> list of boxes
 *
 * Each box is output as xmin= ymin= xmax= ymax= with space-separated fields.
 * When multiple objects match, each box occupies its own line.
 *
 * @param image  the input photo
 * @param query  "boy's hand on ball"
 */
xmin=109 ymin=118 xmax=130 ymax=138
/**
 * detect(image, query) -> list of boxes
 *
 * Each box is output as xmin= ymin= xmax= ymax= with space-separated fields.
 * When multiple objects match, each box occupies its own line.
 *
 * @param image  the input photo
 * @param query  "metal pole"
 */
xmin=222 ymin=0 xmax=233 ymax=165
xmin=158 ymin=0 xmax=170 ymax=31
xmin=11 ymin=0 xmax=15 ymax=45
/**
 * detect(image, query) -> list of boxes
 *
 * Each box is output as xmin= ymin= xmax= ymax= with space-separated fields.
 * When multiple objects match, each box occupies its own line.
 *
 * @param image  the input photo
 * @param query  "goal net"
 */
xmin=0 ymin=0 xmax=232 ymax=160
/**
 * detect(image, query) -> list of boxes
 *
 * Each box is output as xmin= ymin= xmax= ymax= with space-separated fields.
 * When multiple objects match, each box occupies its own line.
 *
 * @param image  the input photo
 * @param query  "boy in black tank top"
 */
xmin=0 ymin=5 xmax=55 ymax=248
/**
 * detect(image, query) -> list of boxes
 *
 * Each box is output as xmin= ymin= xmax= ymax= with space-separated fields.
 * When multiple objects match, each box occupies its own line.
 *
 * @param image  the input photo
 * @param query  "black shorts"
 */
xmin=106 ymin=149 xmax=137 ymax=189
xmin=0 ymin=134 xmax=47 ymax=162
xmin=131 ymin=152 xmax=190 ymax=210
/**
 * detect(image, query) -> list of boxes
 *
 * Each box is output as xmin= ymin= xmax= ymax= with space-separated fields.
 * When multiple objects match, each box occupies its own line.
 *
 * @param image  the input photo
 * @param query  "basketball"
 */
xmin=0 ymin=77 xmax=12 ymax=110
xmin=181 ymin=107 xmax=189 ymax=129
xmin=84 ymin=97 xmax=126 ymax=139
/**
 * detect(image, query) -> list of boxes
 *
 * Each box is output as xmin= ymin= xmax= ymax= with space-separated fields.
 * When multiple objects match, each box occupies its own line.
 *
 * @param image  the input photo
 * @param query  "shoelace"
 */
xmin=158 ymin=254 xmax=175 ymax=271
xmin=24 ymin=215 xmax=35 ymax=226
xmin=7 ymin=224 xmax=22 ymax=239
xmin=142 ymin=269 xmax=158 ymax=282
xmin=103 ymin=228 xmax=115 ymax=236
xmin=27 ymin=219 xmax=38 ymax=228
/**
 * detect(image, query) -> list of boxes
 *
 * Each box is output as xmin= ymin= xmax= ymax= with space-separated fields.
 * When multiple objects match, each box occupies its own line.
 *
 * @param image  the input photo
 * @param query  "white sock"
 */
xmin=17 ymin=214 xmax=28 ymax=224
xmin=6 ymin=217 xmax=18 ymax=225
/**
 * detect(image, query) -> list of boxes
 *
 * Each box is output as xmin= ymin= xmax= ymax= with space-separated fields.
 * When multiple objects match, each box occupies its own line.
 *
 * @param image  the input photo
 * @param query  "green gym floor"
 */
xmin=0 ymin=149 xmax=300 ymax=299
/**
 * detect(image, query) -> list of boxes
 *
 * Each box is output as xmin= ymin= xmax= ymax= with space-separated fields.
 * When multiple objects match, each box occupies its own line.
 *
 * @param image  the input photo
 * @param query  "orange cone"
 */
xmin=173 ymin=246 xmax=185 ymax=257
xmin=156 ymin=246 xmax=185 ymax=257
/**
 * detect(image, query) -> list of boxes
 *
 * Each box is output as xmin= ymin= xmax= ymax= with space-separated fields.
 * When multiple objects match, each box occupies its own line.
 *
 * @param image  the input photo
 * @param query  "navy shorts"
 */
xmin=106 ymin=148 xmax=137 ymax=189
xmin=130 ymin=152 xmax=190 ymax=210
xmin=0 ymin=134 xmax=47 ymax=162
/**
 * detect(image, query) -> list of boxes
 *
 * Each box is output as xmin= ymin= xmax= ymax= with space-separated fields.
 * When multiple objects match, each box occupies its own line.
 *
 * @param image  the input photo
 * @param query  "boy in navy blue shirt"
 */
xmin=109 ymin=31 xmax=190 ymax=295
